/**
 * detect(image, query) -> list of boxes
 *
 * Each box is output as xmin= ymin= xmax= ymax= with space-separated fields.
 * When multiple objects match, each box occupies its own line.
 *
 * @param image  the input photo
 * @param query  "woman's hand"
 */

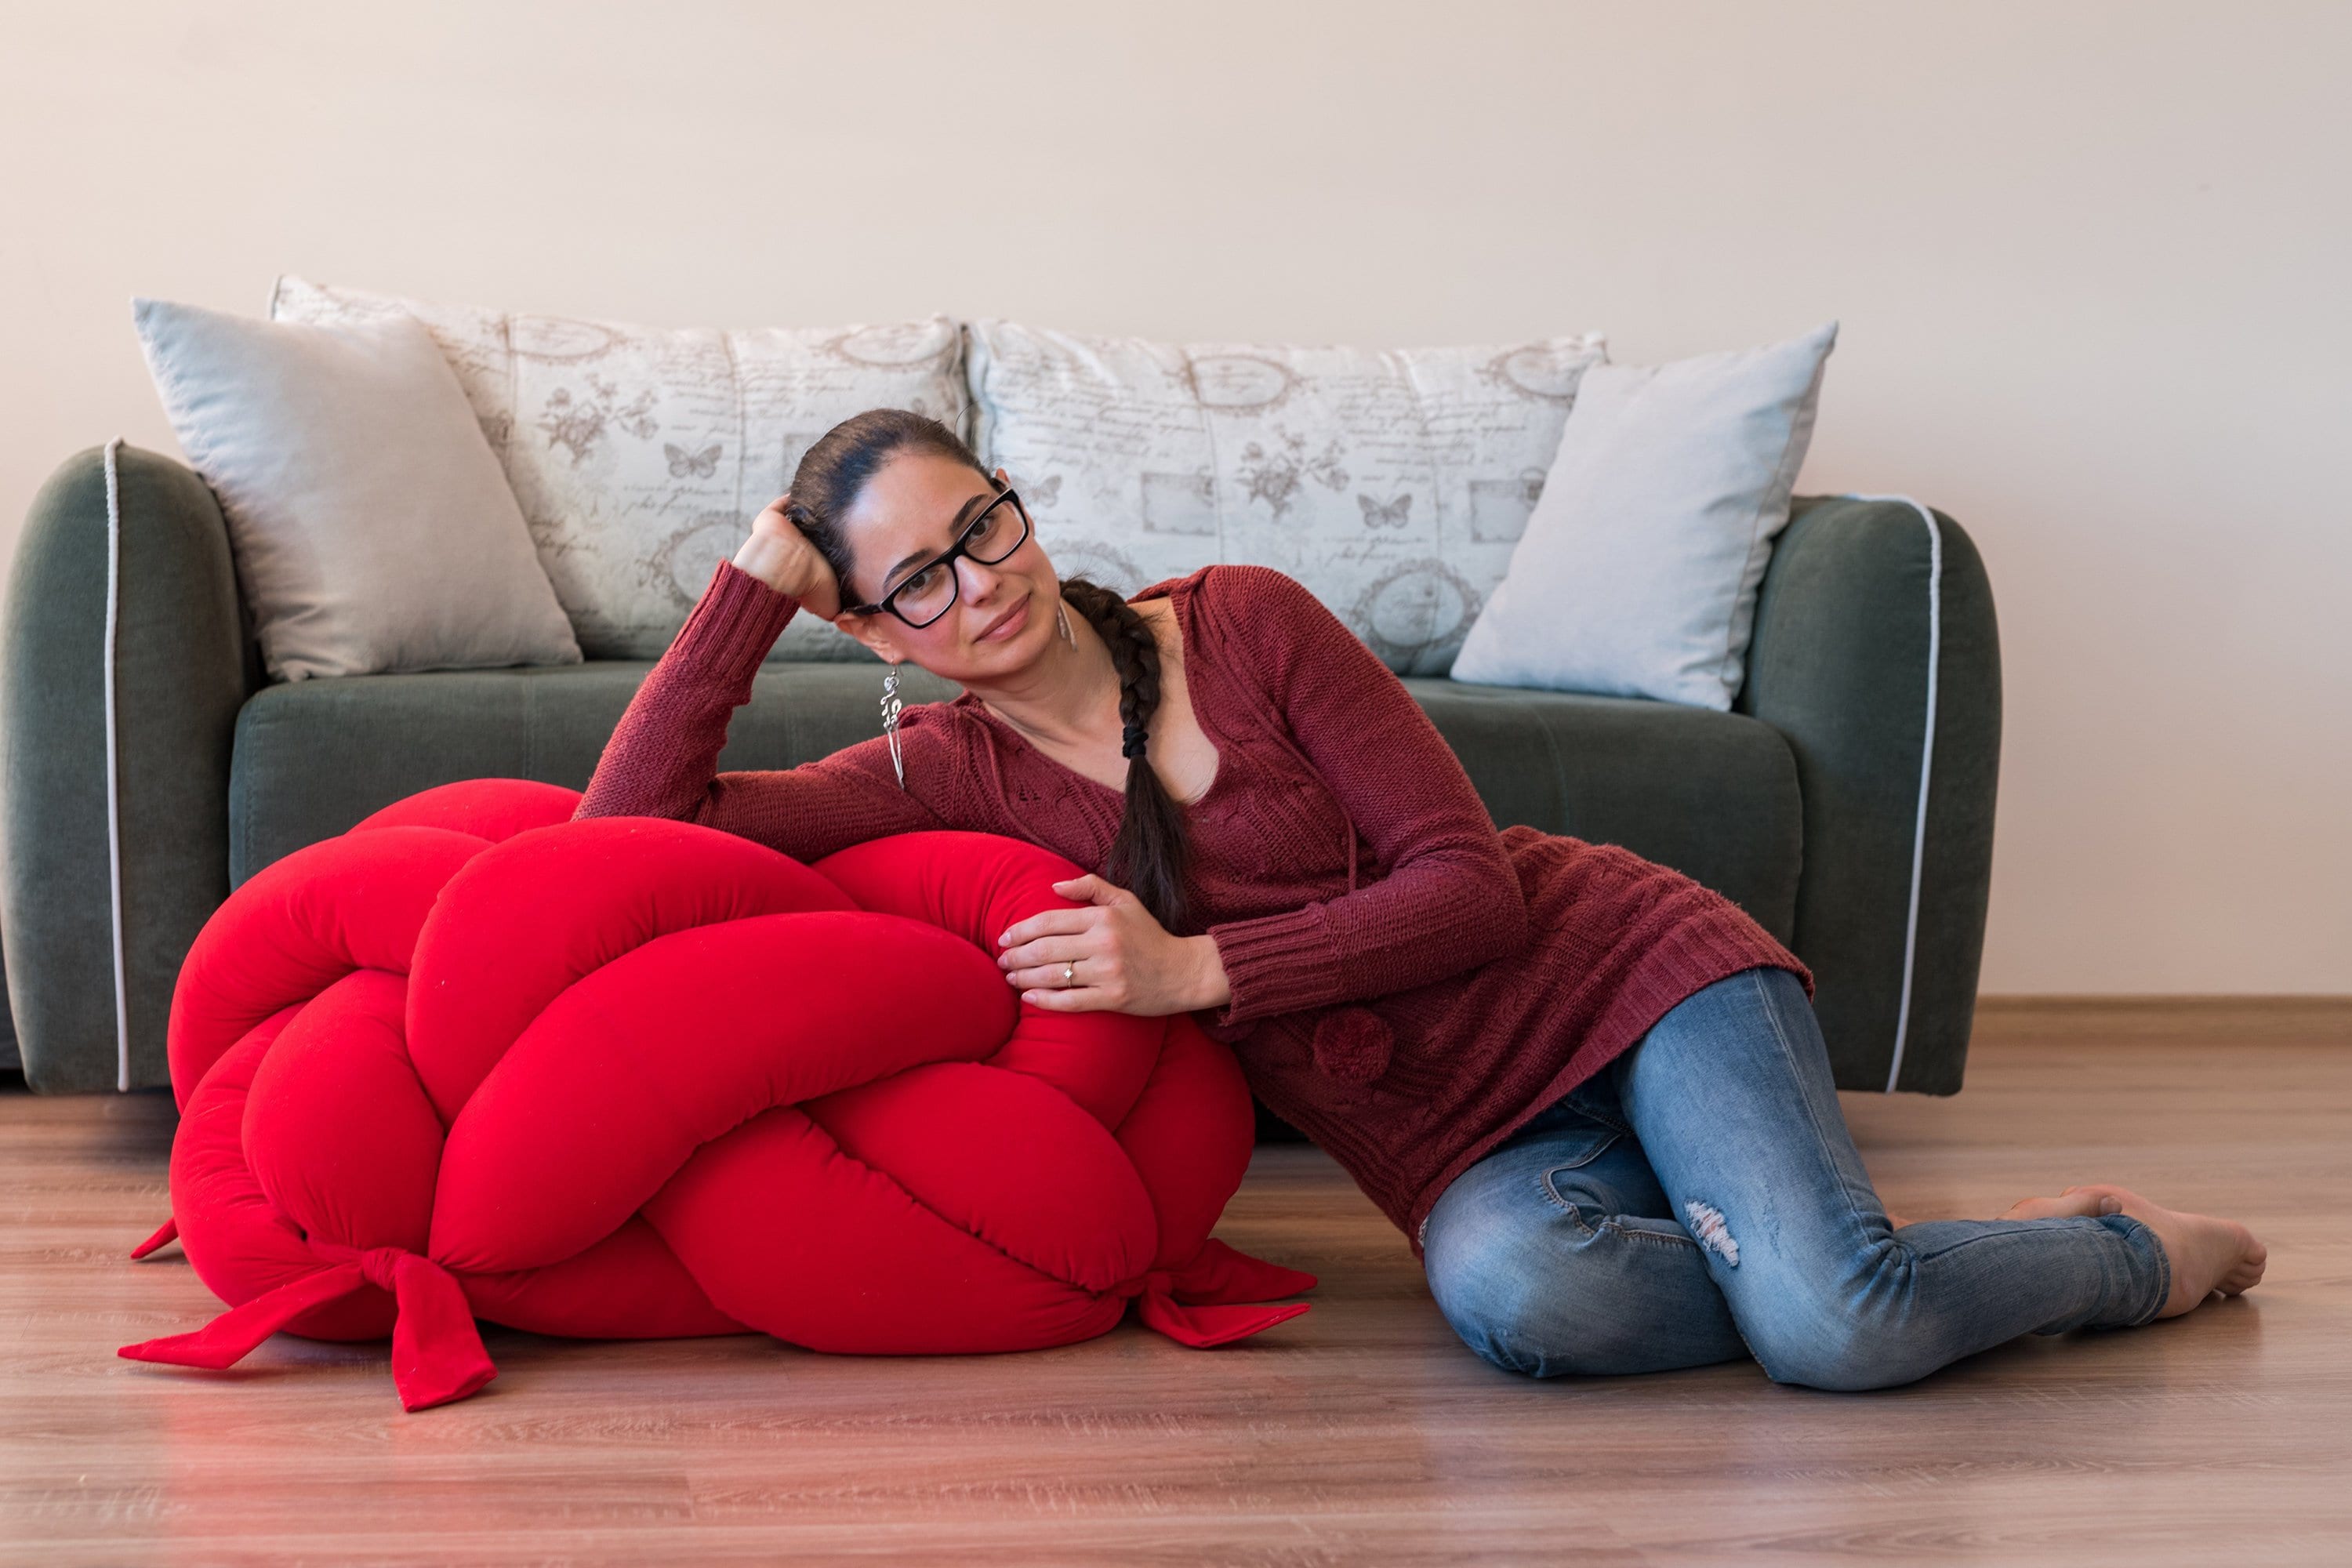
xmin=733 ymin=493 xmax=844 ymax=620
xmin=996 ymin=873 xmax=1228 ymax=1015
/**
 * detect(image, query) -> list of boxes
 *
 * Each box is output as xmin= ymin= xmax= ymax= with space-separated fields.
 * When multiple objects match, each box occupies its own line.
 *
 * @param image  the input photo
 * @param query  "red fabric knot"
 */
xmin=1310 ymin=1006 xmax=1394 ymax=1083
xmin=120 ymin=1241 xmax=496 ymax=1414
xmin=1115 ymin=1267 xmax=1175 ymax=1302
xmin=308 ymin=1241 xmax=498 ymax=1413
xmin=354 ymin=1245 xmax=408 ymax=1295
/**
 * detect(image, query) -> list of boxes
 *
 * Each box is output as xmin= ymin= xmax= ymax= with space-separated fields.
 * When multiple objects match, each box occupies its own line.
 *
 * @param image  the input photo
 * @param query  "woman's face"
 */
xmin=838 ymin=450 xmax=1058 ymax=677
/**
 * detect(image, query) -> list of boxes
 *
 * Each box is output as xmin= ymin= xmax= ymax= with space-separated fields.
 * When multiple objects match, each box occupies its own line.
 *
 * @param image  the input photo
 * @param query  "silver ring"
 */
xmin=1062 ymin=962 xmax=1076 ymax=986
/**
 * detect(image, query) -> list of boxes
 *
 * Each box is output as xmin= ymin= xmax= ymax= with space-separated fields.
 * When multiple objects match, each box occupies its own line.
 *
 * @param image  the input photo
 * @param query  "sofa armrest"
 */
xmin=1736 ymin=495 xmax=2002 ymax=1094
xmin=2 ymin=443 xmax=258 ymax=1092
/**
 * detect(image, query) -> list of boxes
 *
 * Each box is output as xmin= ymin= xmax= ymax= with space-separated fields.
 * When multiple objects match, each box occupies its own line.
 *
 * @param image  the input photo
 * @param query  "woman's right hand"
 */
xmin=733 ymin=494 xmax=843 ymax=620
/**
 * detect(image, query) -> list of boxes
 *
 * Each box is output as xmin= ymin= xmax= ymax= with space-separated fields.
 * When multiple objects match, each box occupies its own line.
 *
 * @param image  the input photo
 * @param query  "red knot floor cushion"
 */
xmin=117 ymin=779 xmax=1313 ymax=1411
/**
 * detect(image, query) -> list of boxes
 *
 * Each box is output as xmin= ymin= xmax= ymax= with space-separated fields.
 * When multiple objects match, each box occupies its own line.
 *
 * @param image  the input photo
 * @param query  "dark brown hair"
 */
xmin=784 ymin=408 xmax=1193 ymax=932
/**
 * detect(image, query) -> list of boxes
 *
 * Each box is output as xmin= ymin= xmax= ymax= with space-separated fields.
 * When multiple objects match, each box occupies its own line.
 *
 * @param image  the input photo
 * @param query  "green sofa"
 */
xmin=2 ymin=442 xmax=2000 ymax=1105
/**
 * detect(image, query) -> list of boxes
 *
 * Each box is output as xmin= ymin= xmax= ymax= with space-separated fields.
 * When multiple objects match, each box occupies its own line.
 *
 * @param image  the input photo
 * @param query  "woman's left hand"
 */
xmin=995 ymin=873 xmax=1216 ymax=1015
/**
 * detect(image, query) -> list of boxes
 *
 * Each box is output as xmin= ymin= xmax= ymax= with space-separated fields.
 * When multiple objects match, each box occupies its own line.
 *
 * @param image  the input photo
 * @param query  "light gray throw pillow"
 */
xmin=1450 ymin=321 xmax=1838 ymax=709
xmin=131 ymin=296 xmax=583 ymax=682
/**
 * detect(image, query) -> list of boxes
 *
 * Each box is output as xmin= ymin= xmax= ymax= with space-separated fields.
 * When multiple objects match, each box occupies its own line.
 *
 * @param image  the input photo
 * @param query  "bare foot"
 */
xmin=2058 ymin=1183 xmax=2267 ymax=1318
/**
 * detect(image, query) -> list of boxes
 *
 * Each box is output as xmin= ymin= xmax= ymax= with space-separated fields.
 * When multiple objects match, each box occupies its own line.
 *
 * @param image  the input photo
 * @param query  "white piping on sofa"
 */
xmin=103 ymin=437 xmax=132 ymax=1092
xmin=1838 ymin=492 xmax=1944 ymax=1094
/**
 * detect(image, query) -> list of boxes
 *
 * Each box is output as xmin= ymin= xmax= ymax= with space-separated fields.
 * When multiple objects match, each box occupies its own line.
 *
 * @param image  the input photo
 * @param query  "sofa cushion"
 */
xmin=230 ymin=664 xmax=1801 ymax=942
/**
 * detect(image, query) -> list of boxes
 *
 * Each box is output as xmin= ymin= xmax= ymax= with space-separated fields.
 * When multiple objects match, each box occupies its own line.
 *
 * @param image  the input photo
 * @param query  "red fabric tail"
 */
xmin=1164 ymin=1236 xmax=1319 ymax=1304
xmin=1138 ymin=1289 xmax=1312 ymax=1348
xmin=1128 ymin=1237 xmax=1316 ymax=1348
xmin=118 ymin=1262 xmax=366 ymax=1370
xmin=386 ymin=1253 xmax=498 ymax=1411
xmin=128 ymin=1217 xmax=179 ymax=1260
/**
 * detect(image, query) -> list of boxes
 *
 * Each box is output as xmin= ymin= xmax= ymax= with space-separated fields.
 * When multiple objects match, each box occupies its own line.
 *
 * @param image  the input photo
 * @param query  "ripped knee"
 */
xmin=1683 ymin=1199 xmax=1740 ymax=1266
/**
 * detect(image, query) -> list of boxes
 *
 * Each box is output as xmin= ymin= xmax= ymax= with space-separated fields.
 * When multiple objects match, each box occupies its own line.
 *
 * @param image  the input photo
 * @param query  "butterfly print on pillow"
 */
xmin=664 ymin=442 xmax=723 ymax=479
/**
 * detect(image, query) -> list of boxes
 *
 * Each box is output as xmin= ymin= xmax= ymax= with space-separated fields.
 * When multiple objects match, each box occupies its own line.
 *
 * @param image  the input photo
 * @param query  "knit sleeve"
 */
xmin=572 ymin=558 xmax=956 ymax=860
xmin=1197 ymin=565 xmax=1533 ymax=1029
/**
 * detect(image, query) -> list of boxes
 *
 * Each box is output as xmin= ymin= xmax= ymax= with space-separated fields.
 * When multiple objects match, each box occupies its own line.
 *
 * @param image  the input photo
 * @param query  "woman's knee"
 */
xmin=1428 ymin=1265 xmax=1571 ymax=1377
xmin=1425 ymin=1235 xmax=1637 ymax=1377
xmin=1422 ymin=1185 xmax=1697 ymax=1378
xmin=1423 ymin=1181 xmax=1564 ymax=1375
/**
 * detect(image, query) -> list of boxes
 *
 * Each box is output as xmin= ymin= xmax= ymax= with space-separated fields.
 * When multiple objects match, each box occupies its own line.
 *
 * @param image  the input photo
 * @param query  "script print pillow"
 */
xmin=966 ymin=319 xmax=1607 ymax=675
xmin=270 ymin=276 xmax=966 ymax=660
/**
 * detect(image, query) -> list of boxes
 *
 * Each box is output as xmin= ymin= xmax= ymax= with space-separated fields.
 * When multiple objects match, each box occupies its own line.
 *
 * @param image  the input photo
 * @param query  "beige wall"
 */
xmin=3 ymin=2 xmax=2346 ymax=993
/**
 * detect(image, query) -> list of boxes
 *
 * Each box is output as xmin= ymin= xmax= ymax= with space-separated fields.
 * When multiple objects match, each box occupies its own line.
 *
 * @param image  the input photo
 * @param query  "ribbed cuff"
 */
xmin=682 ymin=559 xmax=800 ymax=673
xmin=1203 ymin=905 xmax=1338 ymax=1027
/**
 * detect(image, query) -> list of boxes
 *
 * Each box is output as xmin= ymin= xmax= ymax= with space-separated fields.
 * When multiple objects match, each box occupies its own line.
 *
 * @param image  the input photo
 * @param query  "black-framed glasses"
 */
xmin=844 ymin=485 xmax=1033 ymax=629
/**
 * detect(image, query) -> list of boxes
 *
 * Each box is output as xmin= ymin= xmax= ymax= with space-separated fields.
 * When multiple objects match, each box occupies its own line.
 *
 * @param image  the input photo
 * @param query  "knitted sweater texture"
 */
xmin=574 ymin=557 xmax=1813 ymax=1253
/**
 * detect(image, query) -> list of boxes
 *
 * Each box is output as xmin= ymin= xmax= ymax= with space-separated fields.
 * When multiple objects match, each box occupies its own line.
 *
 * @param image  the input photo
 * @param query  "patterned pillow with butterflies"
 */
xmin=967 ymin=319 xmax=1607 ymax=676
xmin=270 ymin=276 xmax=967 ymax=661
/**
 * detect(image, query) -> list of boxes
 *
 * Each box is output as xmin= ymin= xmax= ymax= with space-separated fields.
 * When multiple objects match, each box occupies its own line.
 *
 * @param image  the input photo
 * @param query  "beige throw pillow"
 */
xmin=130 ymin=296 xmax=583 ymax=683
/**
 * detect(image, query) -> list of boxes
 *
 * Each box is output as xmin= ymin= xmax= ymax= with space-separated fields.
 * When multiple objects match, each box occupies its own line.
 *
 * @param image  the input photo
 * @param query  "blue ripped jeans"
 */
xmin=1420 ymin=965 xmax=2170 ymax=1390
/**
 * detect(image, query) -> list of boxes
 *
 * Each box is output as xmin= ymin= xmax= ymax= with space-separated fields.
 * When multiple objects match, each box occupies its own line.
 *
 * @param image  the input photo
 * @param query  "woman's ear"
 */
xmin=831 ymin=610 xmax=900 ymax=661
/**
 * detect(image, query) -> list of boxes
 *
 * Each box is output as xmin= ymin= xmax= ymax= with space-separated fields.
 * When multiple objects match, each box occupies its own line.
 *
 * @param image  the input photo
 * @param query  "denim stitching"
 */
xmin=1562 ymin=1085 xmax=1634 ymax=1138
xmin=1600 ymin=1217 xmax=1704 ymax=1254
xmin=1751 ymin=967 xmax=1882 ymax=1244
xmin=1537 ymin=1163 xmax=1604 ymax=1230
xmin=1579 ymin=1103 xmax=1634 ymax=1138
xmin=1895 ymin=1221 xmax=2110 ymax=1267
xmin=1539 ymin=1185 xmax=1599 ymax=1237
xmin=1539 ymin=1170 xmax=1702 ymax=1254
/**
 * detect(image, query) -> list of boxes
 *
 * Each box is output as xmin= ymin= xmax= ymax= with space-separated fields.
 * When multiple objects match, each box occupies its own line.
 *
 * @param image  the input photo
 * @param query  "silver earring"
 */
xmin=1055 ymin=600 xmax=1074 ymax=645
xmin=880 ymin=663 xmax=906 ymax=789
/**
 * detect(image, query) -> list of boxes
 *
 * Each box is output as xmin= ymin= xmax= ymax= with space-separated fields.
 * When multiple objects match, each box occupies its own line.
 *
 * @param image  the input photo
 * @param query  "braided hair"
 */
xmin=1057 ymin=575 xmax=1193 ymax=934
xmin=784 ymin=408 xmax=1194 ymax=934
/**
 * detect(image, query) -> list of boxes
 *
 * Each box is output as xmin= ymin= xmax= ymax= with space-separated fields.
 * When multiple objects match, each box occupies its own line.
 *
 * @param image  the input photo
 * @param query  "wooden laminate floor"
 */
xmin=4 ymin=1029 xmax=2347 ymax=1566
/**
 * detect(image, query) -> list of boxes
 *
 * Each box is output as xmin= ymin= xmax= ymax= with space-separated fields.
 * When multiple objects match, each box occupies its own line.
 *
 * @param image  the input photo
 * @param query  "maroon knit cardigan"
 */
xmin=574 ymin=558 xmax=1813 ymax=1254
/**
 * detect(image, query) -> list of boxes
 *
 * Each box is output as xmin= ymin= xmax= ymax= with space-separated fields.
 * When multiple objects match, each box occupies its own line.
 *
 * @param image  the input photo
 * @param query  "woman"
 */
xmin=577 ymin=408 xmax=2265 ymax=1390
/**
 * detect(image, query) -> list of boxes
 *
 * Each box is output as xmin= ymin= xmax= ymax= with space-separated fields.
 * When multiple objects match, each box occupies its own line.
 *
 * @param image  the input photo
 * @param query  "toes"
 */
xmin=2221 ymin=1235 xmax=2268 ymax=1293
